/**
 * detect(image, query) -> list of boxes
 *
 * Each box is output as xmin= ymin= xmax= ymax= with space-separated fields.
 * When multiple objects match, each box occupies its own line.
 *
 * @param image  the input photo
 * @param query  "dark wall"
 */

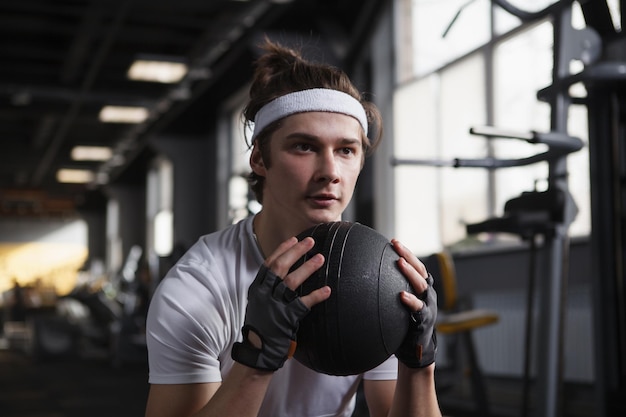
xmin=106 ymin=183 xmax=147 ymax=267
xmin=149 ymin=135 xmax=215 ymax=250
xmin=453 ymin=237 xmax=592 ymax=294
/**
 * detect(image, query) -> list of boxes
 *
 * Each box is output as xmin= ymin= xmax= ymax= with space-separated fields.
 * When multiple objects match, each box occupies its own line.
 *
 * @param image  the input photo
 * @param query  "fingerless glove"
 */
xmin=395 ymin=273 xmax=438 ymax=368
xmin=232 ymin=265 xmax=310 ymax=371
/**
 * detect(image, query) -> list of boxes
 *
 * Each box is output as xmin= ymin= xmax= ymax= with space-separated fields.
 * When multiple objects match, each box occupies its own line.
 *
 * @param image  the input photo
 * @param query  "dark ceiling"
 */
xmin=0 ymin=0 xmax=385 ymax=218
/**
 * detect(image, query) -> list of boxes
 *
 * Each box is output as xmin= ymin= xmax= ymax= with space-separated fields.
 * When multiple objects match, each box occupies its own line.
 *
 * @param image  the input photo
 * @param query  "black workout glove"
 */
xmin=395 ymin=273 xmax=438 ymax=368
xmin=232 ymin=265 xmax=310 ymax=372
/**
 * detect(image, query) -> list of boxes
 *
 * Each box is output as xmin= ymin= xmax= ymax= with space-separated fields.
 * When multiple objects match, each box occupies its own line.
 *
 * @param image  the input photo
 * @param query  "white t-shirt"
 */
xmin=146 ymin=215 xmax=398 ymax=417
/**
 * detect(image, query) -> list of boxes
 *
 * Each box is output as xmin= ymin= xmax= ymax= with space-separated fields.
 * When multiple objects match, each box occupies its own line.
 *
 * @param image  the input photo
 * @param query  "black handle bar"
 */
xmin=491 ymin=0 xmax=575 ymax=22
xmin=391 ymin=126 xmax=583 ymax=169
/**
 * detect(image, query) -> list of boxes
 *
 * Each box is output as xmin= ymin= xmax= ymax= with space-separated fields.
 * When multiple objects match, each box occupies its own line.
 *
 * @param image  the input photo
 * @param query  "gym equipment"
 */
xmin=292 ymin=221 xmax=413 ymax=376
xmin=424 ymin=251 xmax=499 ymax=416
xmin=50 ymin=245 xmax=148 ymax=366
xmin=392 ymin=1 xmax=617 ymax=415
xmin=394 ymin=126 xmax=583 ymax=416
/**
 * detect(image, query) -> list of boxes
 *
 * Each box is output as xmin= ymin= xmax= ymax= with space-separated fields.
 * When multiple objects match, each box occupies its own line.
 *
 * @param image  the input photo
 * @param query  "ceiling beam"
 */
xmin=31 ymin=1 xmax=133 ymax=186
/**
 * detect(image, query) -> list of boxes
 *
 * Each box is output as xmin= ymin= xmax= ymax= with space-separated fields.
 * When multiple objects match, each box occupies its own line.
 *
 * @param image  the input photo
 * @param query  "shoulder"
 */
xmin=148 ymin=215 xmax=261 ymax=318
xmin=166 ymin=216 xmax=259 ymax=275
xmin=145 ymin=216 xmax=261 ymax=384
xmin=191 ymin=216 xmax=258 ymax=262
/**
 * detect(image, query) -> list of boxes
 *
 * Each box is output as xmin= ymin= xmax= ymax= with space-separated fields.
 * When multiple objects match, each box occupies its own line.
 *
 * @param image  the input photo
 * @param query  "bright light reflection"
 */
xmin=127 ymin=59 xmax=188 ymax=83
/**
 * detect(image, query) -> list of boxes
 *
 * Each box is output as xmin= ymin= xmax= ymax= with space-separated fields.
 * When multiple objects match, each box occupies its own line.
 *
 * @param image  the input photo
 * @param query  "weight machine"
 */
xmin=393 ymin=1 xmax=626 ymax=416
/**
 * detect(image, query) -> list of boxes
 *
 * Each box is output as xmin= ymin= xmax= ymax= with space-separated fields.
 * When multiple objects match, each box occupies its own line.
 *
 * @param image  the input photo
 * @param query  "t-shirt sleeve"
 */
xmin=146 ymin=258 xmax=233 ymax=384
xmin=362 ymin=355 xmax=398 ymax=381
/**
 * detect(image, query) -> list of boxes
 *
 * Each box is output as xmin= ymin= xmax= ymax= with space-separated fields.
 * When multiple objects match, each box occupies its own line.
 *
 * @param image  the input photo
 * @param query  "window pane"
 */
xmin=493 ymin=20 xmax=590 ymax=237
xmin=566 ymin=105 xmax=591 ymax=237
xmin=393 ymin=54 xmax=487 ymax=253
xmin=392 ymin=0 xmax=591 ymax=254
xmin=231 ymin=106 xmax=252 ymax=175
xmin=393 ymin=74 xmax=442 ymax=255
xmin=493 ymin=21 xmax=552 ymax=218
xmin=147 ymin=158 xmax=174 ymax=256
xmin=493 ymin=0 xmax=559 ymax=35
xmin=412 ymin=0 xmax=491 ymax=76
xmin=228 ymin=104 xmax=252 ymax=223
xmin=439 ymin=55 xmax=489 ymax=245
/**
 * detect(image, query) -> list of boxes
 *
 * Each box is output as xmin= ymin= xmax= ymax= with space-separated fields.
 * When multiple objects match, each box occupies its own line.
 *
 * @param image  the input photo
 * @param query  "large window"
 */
xmin=147 ymin=157 xmax=174 ymax=257
xmin=217 ymin=87 xmax=261 ymax=227
xmin=394 ymin=55 xmax=490 ymax=253
xmin=410 ymin=0 xmax=492 ymax=77
xmin=392 ymin=0 xmax=591 ymax=255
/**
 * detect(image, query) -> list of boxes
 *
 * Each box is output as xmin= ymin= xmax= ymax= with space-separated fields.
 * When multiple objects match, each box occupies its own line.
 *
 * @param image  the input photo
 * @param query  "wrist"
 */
xmin=398 ymin=361 xmax=436 ymax=379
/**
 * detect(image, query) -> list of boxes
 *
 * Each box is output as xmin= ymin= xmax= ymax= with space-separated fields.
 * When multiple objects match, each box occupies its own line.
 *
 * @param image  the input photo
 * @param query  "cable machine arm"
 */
xmin=392 ymin=126 xmax=584 ymax=170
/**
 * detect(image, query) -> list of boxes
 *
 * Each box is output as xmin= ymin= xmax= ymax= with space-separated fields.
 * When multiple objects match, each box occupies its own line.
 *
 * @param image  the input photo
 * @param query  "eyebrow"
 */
xmin=283 ymin=132 xmax=362 ymax=146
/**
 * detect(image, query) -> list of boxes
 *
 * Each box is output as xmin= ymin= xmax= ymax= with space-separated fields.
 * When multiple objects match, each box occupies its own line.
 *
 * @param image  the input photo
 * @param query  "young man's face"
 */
xmin=251 ymin=111 xmax=364 ymax=235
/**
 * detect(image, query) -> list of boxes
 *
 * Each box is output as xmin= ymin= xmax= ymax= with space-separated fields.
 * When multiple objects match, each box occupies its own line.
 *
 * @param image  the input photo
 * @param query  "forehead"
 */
xmin=276 ymin=111 xmax=364 ymax=141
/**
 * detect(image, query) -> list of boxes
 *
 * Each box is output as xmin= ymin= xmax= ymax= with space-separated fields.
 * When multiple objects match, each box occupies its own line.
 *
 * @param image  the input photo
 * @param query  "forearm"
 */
xmin=195 ymin=363 xmax=273 ymax=417
xmin=388 ymin=363 xmax=442 ymax=417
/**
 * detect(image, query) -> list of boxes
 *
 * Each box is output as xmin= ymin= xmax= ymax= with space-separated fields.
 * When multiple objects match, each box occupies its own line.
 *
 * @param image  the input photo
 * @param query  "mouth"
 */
xmin=308 ymin=193 xmax=338 ymax=205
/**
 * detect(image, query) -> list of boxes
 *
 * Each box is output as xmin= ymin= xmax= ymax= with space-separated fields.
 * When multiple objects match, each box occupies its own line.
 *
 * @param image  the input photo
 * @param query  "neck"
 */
xmin=252 ymin=211 xmax=294 ymax=259
xmin=253 ymin=209 xmax=343 ymax=259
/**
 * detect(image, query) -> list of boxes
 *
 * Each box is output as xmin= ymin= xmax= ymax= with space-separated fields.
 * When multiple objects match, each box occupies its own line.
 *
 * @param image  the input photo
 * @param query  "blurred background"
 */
xmin=0 ymin=1 xmax=624 ymax=416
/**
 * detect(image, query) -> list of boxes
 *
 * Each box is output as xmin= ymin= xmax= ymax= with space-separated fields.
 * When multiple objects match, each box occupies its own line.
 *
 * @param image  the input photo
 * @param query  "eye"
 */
xmin=339 ymin=146 xmax=359 ymax=156
xmin=294 ymin=142 xmax=314 ymax=152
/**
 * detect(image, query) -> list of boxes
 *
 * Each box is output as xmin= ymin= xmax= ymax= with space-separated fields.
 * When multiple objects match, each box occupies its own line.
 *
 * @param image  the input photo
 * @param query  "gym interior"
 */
xmin=0 ymin=1 xmax=624 ymax=416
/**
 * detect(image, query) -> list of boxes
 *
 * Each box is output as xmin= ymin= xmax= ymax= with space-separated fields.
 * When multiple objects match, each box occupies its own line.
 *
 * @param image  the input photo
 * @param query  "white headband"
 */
xmin=251 ymin=88 xmax=368 ymax=141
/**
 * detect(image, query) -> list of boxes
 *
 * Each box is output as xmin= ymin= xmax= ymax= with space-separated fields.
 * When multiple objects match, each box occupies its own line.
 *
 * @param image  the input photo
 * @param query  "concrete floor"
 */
xmin=0 ymin=346 xmax=148 ymax=417
xmin=0 ymin=339 xmax=598 ymax=417
xmin=435 ymin=375 xmax=598 ymax=417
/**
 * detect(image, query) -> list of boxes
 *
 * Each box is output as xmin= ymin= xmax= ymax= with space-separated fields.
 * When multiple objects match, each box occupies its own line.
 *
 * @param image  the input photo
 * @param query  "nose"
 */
xmin=314 ymin=149 xmax=340 ymax=183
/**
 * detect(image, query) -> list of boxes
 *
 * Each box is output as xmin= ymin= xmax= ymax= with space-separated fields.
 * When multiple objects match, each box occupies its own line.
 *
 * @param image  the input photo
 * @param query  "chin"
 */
xmin=305 ymin=212 xmax=342 ymax=226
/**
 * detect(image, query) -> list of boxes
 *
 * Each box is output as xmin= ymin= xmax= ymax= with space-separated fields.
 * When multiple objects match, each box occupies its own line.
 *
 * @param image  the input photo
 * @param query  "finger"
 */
xmin=264 ymin=236 xmax=298 ymax=266
xmin=391 ymin=239 xmax=428 ymax=276
xmin=265 ymin=236 xmax=316 ymax=277
xmin=300 ymin=285 xmax=332 ymax=309
xmin=400 ymin=290 xmax=424 ymax=312
xmin=397 ymin=256 xmax=429 ymax=295
xmin=282 ymin=253 xmax=325 ymax=290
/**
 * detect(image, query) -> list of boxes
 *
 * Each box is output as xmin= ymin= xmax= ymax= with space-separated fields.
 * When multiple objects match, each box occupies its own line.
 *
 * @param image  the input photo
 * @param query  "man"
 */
xmin=144 ymin=38 xmax=440 ymax=417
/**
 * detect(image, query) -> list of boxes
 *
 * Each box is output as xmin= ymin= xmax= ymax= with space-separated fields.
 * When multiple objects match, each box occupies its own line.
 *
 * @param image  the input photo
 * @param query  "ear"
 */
xmin=249 ymin=145 xmax=267 ymax=176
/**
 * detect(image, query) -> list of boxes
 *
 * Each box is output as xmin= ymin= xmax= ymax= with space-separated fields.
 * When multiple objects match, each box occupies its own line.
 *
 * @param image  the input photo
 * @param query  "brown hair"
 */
xmin=243 ymin=37 xmax=383 ymax=203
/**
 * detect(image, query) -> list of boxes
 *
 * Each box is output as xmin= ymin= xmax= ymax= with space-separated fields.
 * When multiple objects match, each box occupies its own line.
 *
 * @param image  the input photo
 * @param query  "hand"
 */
xmin=232 ymin=236 xmax=330 ymax=371
xmin=391 ymin=239 xmax=438 ymax=368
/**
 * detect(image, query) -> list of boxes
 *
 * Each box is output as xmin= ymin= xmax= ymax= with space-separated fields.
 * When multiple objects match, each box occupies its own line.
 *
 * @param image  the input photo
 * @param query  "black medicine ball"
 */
xmin=292 ymin=221 xmax=412 ymax=376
